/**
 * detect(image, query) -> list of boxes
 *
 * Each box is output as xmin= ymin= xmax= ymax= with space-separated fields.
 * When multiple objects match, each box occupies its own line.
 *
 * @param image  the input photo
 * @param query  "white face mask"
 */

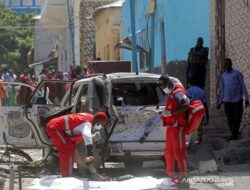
xmin=163 ymin=87 xmax=171 ymax=94
xmin=94 ymin=124 xmax=102 ymax=130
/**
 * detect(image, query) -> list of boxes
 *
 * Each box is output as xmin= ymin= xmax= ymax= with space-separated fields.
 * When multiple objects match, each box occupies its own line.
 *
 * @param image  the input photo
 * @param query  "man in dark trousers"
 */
xmin=218 ymin=58 xmax=249 ymax=141
xmin=187 ymin=37 xmax=209 ymax=89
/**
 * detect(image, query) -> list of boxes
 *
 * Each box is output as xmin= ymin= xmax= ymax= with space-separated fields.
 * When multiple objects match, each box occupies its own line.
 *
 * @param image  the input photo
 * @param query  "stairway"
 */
xmin=204 ymin=108 xmax=250 ymax=172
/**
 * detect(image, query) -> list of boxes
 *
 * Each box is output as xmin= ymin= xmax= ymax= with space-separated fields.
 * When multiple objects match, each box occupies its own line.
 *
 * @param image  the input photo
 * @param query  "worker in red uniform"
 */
xmin=46 ymin=112 xmax=108 ymax=177
xmin=158 ymin=75 xmax=190 ymax=186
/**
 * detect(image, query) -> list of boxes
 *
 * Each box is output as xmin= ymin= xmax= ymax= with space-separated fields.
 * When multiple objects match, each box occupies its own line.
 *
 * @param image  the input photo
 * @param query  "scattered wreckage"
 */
xmin=0 ymin=73 xmax=166 ymax=177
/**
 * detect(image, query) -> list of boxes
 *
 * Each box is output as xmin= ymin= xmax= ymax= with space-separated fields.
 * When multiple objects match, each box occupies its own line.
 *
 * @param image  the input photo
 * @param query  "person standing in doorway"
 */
xmin=187 ymin=37 xmax=209 ymax=89
xmin=218 ymin=58 xmax=249 ymax=141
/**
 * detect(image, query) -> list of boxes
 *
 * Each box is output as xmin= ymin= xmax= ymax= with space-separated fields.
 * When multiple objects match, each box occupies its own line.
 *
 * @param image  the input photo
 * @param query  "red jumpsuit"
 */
xmin=46 ymin=113 xmax=93 ymax=177
xmin=161 ymin=84 xmax=189 ymax=176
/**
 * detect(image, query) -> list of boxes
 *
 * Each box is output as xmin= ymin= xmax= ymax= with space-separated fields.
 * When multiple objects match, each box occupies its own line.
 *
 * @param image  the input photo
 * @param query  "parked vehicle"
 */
xmin=0 ymin=73 xmax=165 ymax=169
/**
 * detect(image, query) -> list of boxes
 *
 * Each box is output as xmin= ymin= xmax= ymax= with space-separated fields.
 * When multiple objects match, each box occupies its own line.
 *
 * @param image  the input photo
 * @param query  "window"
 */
xmin=10 ymin=0 xmax=20 ymax=6
xmin=23 ymin=0 xmax=33 ymax=6
xmin=68 ymin=84 xmax=80 ymax=106
xmin=95 ymin=84 xmax=104 ymax=106
xmin=0 ymin=83 xmax=34 ymax=106
xmin=31 ymin=81 xmax=73 ymax=106
xmin=78 ymin=84 xmax=88 ymax=112
xmin=112 ymin=82 xmax=160 ymax=106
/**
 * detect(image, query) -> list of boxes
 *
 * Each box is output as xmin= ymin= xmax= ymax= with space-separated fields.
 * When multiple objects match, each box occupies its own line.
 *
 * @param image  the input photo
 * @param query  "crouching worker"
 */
xmin=158 ymin=75 xmax=190 ymax=187
xmin=46 ymin=112 xmax=108 ymax=178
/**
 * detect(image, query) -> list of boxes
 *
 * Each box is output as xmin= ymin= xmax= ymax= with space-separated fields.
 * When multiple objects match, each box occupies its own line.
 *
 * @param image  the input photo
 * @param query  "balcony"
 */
xmin=40 ymin=0 xmax=68 ymax=33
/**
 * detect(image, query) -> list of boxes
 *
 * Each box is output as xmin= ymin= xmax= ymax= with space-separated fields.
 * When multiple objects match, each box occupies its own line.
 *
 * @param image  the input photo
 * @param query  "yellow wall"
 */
xmin=94 ymin=8 xmax=121 ymax=60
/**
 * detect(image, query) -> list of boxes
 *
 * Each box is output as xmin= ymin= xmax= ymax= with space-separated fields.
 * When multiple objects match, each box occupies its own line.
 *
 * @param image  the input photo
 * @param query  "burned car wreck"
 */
xmin=0 ymin=73 xmax=166 ymax=173
xmin=68 ymin=72 xmax=166 ymax=168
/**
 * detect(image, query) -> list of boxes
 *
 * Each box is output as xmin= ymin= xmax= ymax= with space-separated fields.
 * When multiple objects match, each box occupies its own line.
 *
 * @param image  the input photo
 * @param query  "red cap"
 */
xmin=94 ymin=112 xmax=108 ymax=123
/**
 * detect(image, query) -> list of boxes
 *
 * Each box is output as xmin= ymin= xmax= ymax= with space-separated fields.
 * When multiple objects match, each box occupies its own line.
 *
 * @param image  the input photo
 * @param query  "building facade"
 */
xmin=37 ymin=0 xmax=116 ymax=73
xmin=39 ymin=0 xmax=75 ymax=72
xmin=80 ymin=0 xmax=116 ymax=66
xmin=93 ymin=0 xmax=123 ymax=60
xmin=32 ymin=16 xmax=56 ymax=76
xmin=121 ymin=0 xmax=210 ymax=86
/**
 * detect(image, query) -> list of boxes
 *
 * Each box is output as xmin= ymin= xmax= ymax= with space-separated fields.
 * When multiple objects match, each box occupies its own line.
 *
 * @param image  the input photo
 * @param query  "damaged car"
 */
xmin=0 ymin=72 xmax=166 ymax=171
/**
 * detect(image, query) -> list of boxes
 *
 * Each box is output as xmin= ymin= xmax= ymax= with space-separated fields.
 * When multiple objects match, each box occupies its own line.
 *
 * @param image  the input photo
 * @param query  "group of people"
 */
xmin=0 ymin=37 xmax=248 ymax=188
xmin=45 ymin=53 xmax=249 ymax=187
xmin=157 ymin=37 xmax=249 ymax=187
xmin=0 ymin=65 xmax=90 ymax=106
xmin=187 ymin=37 xmax=249 ymax=141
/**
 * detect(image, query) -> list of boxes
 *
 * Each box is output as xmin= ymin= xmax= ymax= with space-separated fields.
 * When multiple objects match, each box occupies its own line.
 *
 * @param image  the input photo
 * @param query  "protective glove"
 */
xmin=245 ymin=100 xmax=250 ymax=108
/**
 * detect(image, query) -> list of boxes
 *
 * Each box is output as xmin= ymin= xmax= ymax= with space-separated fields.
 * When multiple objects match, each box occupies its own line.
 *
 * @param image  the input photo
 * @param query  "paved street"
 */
xmin=3 ymin=161 xmax=250 ymax=190
xmin=2 ymin=109 xmax=250 ymax=190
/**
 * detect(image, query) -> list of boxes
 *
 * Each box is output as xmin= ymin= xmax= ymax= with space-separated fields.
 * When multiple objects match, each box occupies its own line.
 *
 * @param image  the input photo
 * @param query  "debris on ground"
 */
xmin=27 ymin=175 xmax=169 ymax=190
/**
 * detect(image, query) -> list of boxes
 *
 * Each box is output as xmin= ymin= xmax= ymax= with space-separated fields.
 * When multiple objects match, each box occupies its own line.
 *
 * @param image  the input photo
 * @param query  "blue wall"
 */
xmin=2 ymin=0 xmax=41 ymax=15
xmin=10 ymin=7 xmax=41 ymax=15
xmin=122 ymin=0 xmax=210 ymax=70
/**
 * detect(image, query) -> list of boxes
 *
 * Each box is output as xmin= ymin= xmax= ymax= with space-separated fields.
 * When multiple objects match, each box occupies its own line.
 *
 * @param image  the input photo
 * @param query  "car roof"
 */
xmin=76 ymin=72 xmax=161 ymax=84
xmin=106 ymin=72 xmax=160 ymax=79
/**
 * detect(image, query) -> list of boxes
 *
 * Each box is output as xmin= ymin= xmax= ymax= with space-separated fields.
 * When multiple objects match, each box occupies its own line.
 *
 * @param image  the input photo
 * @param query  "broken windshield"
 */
xmin=112 ymin=82 xmax=161 ymax=106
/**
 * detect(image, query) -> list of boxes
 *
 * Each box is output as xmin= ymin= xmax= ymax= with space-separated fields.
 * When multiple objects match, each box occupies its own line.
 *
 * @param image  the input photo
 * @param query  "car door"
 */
xmin=110 ymin=78 xmax=166 ymax=151
xmin=0 ymin=81 xmax=37 ymax=146
xmin=0 ymin=80 xmax=74 ymax=147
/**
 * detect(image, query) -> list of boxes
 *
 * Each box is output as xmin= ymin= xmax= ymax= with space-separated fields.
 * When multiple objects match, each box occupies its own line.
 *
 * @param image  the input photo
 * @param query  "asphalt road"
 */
xmin=2 ymin=158 xmax=250 ymax=190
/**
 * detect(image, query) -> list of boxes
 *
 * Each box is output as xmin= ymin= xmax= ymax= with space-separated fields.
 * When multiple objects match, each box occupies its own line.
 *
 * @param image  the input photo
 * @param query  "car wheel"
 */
xmin=124 ymin=161 xmax=143 ymax=169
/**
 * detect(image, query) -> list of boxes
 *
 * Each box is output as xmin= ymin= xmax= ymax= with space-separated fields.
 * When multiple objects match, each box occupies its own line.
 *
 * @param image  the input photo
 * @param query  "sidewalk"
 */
xmin=197 ymin=108 xmax=250 ymax=173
